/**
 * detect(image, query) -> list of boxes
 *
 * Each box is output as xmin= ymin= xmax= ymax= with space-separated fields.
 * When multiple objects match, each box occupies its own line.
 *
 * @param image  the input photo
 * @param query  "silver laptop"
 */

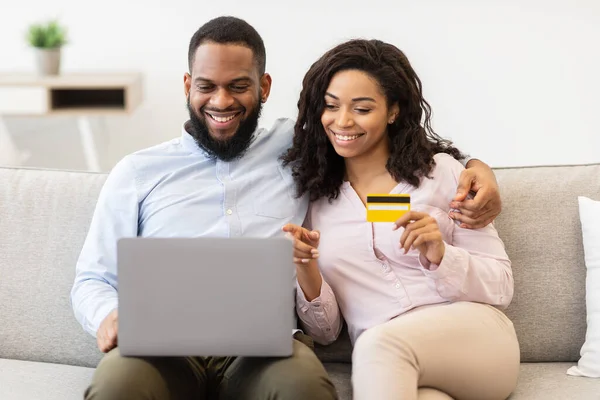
xmin=116 ymin=237 xmax=295 ymax=357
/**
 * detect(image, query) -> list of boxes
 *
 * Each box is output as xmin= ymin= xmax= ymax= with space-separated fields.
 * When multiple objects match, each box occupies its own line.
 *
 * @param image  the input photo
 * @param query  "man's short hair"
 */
xmin=188 ymin=16 xmax=266 ymax=75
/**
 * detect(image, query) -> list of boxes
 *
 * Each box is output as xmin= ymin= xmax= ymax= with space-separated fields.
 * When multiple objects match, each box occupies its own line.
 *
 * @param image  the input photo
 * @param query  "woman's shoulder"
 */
xmin=432 ymin=152 xmax=465 ymax=174
xmin=427 ymin=152 xmax=465 ymax=185
xmin=412 ymin=153 xmax=464 ymax=205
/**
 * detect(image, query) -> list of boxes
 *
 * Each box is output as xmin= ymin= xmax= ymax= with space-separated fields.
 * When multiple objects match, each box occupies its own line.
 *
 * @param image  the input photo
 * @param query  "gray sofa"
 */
xmin=1 ymin=163 xmax=599 ymax=399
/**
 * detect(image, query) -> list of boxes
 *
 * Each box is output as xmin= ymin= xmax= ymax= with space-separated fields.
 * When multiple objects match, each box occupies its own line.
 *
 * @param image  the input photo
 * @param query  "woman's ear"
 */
xmin=388 ymin=103 xmax=400 ymax=124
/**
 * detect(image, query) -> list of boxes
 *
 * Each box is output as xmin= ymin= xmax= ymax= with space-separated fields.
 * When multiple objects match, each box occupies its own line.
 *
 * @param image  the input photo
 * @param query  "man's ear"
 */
xmin=259 ymin=73 xmax=272 ymax=103
xmin=184 ymin=72 xmax=192 ymax=98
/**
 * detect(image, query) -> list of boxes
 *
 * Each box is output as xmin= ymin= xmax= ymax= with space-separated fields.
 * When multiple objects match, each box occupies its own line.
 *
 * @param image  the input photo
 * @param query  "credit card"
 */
xmin=366 ymin=194 xmax=411 ymax=222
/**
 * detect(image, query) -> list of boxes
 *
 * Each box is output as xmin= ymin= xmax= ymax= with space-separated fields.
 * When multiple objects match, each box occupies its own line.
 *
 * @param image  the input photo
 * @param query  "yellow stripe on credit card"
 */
xmin=366 ymin=194 xmax=411 ymax=222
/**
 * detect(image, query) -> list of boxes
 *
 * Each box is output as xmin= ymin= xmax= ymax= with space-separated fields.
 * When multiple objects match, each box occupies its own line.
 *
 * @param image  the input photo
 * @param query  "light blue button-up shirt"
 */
xmin=71 ymin=117 xmax=309 ymax=337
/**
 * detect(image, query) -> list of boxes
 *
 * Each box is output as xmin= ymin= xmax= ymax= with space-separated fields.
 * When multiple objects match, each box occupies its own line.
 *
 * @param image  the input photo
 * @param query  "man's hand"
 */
xmin=450 ymin=159 xmax=502 ymax=229
xmin=97 ymin=309 xmax=118 ymax=353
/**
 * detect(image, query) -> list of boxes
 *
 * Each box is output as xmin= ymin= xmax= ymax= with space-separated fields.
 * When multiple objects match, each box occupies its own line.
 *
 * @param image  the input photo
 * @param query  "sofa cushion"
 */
xmin=324 ymin=362 xmax=597 ymax=400
xmin=509 ymin=362 xmax=599 ymax=399
xmin=0 ymin=358 xmax=94 ymax=400
xmin=494 ymin=164 xmax=600 ymax=362
xmin=0 ymin=167 xmax=105 ymax=368
xmin=323 ymin=363 xmax=352 ymax=400
xmin=314 ymin=323 xmax=353 ymax=363
xmin=567 ymin=196 xmax=600 ymax=377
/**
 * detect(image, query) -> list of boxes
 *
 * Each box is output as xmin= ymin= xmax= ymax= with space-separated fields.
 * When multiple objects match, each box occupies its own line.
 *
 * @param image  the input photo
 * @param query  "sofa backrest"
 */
xmin=494 ymin=163 xmax=600 ymax=362
xmin=1 ymin=163 xmax=599 ymax=367
xmin=0 ymin=167 xmax=106 ymax=367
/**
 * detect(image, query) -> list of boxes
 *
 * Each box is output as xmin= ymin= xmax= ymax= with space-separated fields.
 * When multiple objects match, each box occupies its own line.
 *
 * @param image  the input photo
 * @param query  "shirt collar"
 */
xmin=180 ymin=120 xmax=209 ymax=157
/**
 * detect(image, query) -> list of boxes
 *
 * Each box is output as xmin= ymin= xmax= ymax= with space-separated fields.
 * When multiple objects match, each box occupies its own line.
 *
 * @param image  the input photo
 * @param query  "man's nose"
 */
xmin=209 ymin=88 xmax=235 ymax=110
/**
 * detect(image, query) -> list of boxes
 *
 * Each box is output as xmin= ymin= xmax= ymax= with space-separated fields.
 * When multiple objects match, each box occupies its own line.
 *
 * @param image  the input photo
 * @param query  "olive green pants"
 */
xmin=85 ymin=333 xmax=338 ymax=400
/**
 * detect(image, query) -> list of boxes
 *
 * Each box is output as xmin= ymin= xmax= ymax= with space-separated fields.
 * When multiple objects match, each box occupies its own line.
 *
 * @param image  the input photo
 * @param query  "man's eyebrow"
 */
xmin=194 ymin=76 xmax=253 ymax=84
xmin=230 ymin=77 xmax=252 ymax=83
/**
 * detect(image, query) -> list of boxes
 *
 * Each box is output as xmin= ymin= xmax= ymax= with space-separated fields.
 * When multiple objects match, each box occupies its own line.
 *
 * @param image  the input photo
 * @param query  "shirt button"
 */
xmin=395 ymin=282 xmax=401 ymax=289
xmin=226 ymin=209 xmax=233 ymax=215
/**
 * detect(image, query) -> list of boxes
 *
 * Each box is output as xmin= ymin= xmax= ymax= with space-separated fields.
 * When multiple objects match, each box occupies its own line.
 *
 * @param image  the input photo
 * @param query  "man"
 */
xmin=71 ymin=16 xmax=502 ymax=400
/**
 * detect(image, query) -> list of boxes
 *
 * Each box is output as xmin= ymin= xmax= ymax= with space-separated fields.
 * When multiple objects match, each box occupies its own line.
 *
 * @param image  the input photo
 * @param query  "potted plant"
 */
xmin=26 ymin=20 xmax=68 ymax=76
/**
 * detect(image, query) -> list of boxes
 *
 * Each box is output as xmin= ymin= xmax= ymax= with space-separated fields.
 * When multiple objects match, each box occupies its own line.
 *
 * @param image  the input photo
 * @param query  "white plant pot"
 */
xmin=34 ymin=48 xmax=61 ymax=76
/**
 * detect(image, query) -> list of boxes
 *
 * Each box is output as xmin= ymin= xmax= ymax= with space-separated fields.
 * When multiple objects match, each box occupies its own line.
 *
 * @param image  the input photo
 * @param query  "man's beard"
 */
xmin=186 ymin=98 xmax=262 ymax=161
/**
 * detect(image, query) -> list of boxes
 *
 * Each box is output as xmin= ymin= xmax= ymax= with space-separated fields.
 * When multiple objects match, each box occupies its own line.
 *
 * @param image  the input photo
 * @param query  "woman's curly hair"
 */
xmin=281 ymin=39 xmax=464 ymax=202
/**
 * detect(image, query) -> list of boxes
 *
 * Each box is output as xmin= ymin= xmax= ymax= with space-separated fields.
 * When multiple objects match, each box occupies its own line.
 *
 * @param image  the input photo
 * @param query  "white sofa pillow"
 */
xmin=568 ymin=196 xmax=600 ymax=378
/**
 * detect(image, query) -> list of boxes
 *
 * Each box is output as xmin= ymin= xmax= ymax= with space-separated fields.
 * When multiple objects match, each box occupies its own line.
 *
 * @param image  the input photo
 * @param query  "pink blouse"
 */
xmin=295 ymin=153 xmax=514 ymax=345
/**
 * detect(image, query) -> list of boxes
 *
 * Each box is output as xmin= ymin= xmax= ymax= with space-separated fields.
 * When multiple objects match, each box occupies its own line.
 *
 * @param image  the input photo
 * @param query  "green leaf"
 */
xmin=26 ymin=20 xmax=68 ymax=49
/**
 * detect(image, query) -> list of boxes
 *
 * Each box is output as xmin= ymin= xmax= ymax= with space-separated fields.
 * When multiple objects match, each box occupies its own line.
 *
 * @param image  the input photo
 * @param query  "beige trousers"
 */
xmin=352 ymin=301 xmax=520 ymax=400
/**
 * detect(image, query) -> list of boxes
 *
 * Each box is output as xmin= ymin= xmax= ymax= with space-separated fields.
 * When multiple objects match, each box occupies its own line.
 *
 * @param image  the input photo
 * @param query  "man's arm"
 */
xmin=70 ymin=157 xmax=139 ymax=350
xmin=450 ymin=158 xmax=502 ymax=229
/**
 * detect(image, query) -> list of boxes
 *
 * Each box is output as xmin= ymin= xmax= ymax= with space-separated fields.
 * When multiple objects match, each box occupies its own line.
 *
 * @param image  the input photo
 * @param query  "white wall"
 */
xmin=1 ymin=0 xmax=598 ymax=171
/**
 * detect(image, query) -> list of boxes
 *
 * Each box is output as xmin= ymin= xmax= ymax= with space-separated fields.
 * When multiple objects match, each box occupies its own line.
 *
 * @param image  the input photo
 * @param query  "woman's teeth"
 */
xmin=335 ymin=133 xmax=363 ymax=141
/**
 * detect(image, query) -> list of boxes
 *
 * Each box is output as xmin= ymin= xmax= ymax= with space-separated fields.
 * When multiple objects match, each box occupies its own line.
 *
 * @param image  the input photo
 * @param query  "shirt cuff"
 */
xmin=89 ymin=299 xmax=118 ymax=337
xmin=296 ymin=279 xmax=329 ymax=312
xmin=418 ymin=245 xmax=465 ymax=281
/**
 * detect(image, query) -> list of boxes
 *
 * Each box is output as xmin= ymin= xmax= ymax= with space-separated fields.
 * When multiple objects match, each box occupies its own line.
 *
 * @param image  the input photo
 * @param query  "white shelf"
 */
xmin=0 ymin=72 xmax=144 ymax=171
xmin=0 ymin=73 xmax=143 ymax=116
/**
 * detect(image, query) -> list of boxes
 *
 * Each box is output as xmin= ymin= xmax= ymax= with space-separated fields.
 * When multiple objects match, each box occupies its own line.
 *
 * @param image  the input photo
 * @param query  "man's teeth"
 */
xmin=209 ymin=113 xmax=237 ymax=123
xmin=335 ymin=134 xmax=362 ymax=141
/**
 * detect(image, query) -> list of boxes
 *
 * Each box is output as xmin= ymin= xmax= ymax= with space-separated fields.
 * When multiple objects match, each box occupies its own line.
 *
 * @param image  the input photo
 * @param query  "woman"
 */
xmin=281 ymin=39 xmax=519 ymax=400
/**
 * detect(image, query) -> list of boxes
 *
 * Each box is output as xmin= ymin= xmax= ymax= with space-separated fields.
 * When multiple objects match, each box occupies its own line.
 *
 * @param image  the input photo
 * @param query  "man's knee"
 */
xmin=85 ymin=348 xmax=169 ymax=400
xmin=263 ymin=340 xmax=338 ymax=400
